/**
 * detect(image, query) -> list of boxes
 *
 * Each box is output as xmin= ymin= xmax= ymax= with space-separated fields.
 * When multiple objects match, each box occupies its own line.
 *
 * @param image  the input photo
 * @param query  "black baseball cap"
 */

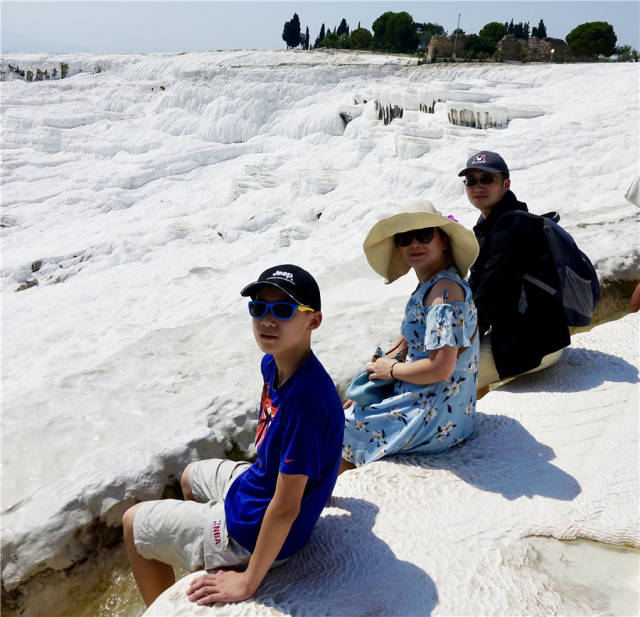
xmin=458 ymin=151 xmax=509 ymax=177
xmin=240 ymin=264 xmax=321 ymax=311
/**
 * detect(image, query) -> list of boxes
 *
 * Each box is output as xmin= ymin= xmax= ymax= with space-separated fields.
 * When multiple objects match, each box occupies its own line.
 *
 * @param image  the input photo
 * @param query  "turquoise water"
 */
xmin=526 ymin=536 xmax=640 ymax=616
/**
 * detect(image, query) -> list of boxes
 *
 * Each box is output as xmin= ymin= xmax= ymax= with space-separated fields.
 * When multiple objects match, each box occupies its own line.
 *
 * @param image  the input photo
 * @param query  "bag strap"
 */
xmin=385 ymin=338 xmax=408 ymax=361
xmin=457 ymin=325 xmax=478 ymax=357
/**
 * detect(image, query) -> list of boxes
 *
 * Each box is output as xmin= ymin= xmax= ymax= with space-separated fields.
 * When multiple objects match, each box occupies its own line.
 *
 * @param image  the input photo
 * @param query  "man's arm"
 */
xmin=472 ymin=215 xmax=531 ymax=328
xmin=186 ymin=472 xmax=308 ymax=605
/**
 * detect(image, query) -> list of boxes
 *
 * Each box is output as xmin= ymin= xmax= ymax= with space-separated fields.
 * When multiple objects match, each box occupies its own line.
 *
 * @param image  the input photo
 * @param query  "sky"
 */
xmin=1 ymin=1 xmax=639 ymax=54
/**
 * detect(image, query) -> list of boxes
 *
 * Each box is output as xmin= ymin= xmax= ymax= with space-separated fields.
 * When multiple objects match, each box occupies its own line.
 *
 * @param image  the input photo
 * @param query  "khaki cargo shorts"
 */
xmin=133 ymin=458 xmax=252 ymax=571
xmin=478 ymin=333 xmax=563 ymax=389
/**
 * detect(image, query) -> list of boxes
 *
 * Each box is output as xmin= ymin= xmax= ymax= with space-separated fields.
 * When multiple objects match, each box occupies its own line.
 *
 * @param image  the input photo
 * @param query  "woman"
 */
xmin=342 ymin=201 xmax=480 ymax=470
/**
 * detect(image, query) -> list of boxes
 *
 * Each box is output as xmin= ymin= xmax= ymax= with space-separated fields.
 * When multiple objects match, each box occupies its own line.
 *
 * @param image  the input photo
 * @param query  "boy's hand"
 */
xmin=343 ymin=398 xmax=354 ymax=409
xmin=186 ymin=473 xmax=307 ymax=606
xmin=186 ymin=570 xmax=256 ymax=605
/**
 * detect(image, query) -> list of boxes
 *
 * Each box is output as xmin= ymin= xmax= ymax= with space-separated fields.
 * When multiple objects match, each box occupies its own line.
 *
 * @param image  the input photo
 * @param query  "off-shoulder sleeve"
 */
xmin=423 ymin=302 xmax=477 ymax=351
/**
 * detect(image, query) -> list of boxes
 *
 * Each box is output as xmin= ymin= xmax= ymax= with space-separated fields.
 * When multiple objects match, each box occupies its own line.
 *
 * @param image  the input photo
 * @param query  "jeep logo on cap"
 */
xmin=271 ymin=270 xmax=294 ymax=282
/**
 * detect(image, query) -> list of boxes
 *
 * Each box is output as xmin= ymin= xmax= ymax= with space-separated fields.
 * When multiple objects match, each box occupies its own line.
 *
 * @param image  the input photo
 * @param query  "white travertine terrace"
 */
xmin=1 ymin=51 xmax=638 ymax=615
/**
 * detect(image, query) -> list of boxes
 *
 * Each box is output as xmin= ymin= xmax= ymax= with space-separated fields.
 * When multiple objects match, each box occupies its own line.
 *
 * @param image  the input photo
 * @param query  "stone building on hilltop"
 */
xmin=497 ymin=35 xmax=568 ymax=61
xmin=427 ymin=33 xmax=567 ymax=63
xmin=427 ymin=34 xmax=467 ymax=63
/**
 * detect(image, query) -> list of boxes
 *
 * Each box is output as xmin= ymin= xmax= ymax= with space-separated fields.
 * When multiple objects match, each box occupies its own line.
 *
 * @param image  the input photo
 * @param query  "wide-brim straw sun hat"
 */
xmin=363 ymin=200 xmax=479 ymax=283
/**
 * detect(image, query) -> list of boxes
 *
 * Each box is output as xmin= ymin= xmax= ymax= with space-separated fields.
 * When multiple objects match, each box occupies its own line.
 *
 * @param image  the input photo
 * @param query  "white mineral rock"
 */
xmin=145 ymin=314 xmax=639 ymax=617
xmin=1 ymin=52 xmax=638 ymax=614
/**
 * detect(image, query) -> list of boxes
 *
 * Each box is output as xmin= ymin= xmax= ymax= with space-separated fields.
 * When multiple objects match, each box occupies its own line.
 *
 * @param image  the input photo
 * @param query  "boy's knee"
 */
xmin=181 ymin=463 xmax=194 ymax=500
xmin=122 ymin=502 xmax=143 ymax=543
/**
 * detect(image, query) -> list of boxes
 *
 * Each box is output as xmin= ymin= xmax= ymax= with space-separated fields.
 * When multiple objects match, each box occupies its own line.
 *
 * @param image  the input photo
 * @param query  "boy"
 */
xmin=122 ymin=264 xmax=345 ymax=606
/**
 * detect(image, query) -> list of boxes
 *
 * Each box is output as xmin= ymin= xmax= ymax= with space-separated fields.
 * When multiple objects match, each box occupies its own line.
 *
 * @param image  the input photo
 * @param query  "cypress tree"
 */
xmin=537 ymin=19 xmax=547 ymax=38
xmin=282 ymin=13 xmax=301 ymax=48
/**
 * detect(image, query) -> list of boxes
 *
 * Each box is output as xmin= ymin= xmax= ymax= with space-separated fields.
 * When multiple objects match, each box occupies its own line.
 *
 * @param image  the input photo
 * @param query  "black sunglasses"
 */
xmin=394 ymin=227 xmax=436 ymax=247
xmin=463 ymin=174 xmax=499 ymax=187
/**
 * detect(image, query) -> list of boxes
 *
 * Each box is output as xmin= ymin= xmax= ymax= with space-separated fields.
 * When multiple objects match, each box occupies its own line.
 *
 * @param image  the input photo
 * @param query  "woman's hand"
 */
xmin=367 ymin=357 xmax=398 ymax=381
xmin=343 ymin=399 xmax=355 ymax=409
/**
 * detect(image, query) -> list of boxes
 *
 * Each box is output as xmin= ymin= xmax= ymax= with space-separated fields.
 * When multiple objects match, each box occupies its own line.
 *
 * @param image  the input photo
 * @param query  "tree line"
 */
xmin=282 ymin=11 xmax=638 ymax=61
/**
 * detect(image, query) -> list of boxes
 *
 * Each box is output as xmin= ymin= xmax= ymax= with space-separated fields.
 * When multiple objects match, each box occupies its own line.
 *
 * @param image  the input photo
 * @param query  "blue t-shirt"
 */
xmin=224 ymin=352 xmax=344 ymax=559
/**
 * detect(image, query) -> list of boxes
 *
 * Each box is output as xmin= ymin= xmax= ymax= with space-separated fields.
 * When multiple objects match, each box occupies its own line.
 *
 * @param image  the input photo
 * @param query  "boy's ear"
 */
xmin=308 ymin=311 xmax=322 ymax=331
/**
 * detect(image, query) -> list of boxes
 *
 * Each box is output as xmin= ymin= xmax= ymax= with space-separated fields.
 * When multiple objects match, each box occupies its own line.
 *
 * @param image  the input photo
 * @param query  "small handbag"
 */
xmin=346 ymin=347 xmax=395 ymax=406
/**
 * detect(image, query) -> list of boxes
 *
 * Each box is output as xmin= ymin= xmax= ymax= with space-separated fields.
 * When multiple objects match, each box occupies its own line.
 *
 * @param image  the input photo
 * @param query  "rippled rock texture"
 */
xmin=146 ymin=315 xmax=639 ymax=616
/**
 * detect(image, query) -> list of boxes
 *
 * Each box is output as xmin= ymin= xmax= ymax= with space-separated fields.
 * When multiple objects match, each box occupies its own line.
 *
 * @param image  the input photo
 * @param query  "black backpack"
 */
xmin=506 ymin=211 xmax=600 ymax=327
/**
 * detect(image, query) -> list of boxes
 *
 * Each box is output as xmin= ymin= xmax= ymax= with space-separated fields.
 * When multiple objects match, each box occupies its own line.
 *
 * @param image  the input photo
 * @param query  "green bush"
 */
xmin=615 ymin=44 xmax=639 ymax=62
xmin=350 ymin=27 xmax=373 ymax=49
xmin=373 ymin=11 xmax=419 ymax=53
xmin=478 ymin=22 xmax=507 ymax=51
xmin=416 ymin=22 xmax=445 ymax=48
xmin=566 ymin=21 xmax=617 ymax=58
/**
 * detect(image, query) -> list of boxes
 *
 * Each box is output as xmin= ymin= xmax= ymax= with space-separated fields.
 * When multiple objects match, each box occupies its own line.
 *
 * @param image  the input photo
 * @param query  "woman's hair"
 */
xmin=436 ymin=228 xmax=453 ymax=267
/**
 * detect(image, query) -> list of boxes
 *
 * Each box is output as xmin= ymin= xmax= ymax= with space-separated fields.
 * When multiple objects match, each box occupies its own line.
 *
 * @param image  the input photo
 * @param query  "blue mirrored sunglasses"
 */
xmin=248 ymin=300 xmax=314 ymax=321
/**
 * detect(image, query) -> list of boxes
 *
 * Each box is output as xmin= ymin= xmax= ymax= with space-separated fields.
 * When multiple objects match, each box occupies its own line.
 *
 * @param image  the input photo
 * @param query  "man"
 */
xmin=459 ymin=151 xmax=570 ymax=395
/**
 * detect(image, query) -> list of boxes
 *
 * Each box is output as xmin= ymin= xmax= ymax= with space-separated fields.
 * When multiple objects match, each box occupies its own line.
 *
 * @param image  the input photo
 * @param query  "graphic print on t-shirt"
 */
xmin=255 ymin=382 xmax=279 ymax=450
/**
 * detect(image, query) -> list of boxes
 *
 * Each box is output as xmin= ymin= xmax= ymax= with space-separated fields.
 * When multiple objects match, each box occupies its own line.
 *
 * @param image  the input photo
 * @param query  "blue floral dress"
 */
xmin=343 ymin=267 xmax=479 ymax=466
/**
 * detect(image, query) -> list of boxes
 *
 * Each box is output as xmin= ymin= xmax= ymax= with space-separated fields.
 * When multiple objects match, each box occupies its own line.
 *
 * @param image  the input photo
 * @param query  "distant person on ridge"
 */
xmin=122 ymin=265 xmax=344 ymax=607
xmin=459 ymin=151 xmax=570 ymax=397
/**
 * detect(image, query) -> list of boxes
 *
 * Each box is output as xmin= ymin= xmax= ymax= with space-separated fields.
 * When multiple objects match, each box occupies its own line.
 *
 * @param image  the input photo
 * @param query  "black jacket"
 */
xmin=469 ymin=190 xmax=570 ymax=378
